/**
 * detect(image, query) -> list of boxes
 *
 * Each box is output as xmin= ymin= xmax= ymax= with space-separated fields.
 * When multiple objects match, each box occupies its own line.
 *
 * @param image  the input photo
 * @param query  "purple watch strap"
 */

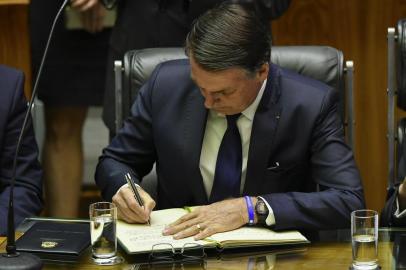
xmin=244 ymin=196 xmax=255 ymax=225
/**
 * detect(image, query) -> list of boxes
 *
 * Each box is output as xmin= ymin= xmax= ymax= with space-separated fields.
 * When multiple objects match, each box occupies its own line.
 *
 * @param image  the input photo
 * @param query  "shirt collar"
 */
xmin=241 ymin=79 xmax=267 ymax=121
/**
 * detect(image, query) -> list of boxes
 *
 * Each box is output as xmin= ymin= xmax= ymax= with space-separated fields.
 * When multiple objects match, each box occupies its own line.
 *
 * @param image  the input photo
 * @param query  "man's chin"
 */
xmin=213 ymin=108 xmax=233 ymax=115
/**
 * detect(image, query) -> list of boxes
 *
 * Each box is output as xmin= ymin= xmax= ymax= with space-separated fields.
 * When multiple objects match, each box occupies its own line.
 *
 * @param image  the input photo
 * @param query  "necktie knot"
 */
xmin=226 ymin=113 xmax=241 ymax=127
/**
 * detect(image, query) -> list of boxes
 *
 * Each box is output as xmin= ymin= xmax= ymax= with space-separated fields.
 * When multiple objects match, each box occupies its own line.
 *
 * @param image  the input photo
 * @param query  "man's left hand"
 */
xmin=162 ymin=197 xmax=249 ymax=240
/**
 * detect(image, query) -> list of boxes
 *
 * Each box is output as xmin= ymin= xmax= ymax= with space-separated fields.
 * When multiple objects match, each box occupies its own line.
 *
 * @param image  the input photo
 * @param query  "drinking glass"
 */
xmin=89 ymin=202 xmax=123 ymax=265
xmin=351 ymin=209 xmax=379 ymax=270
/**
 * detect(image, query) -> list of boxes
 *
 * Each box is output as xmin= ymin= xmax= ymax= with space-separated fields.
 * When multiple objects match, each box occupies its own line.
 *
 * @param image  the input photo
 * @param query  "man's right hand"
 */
xmin=112 ymin=185 xmax=155 ymax=223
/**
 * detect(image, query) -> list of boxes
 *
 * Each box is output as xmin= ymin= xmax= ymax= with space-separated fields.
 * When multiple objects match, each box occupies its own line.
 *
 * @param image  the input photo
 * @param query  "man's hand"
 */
xmin=79 ymin=2 xmax=106 ymax=33
xmin=112 ymin=185 xmax=155 ymax=224
xmin=70 ymin=0 xmax=99 ymax=12
xmin=162 ymin=197 xmax=250 ymax=240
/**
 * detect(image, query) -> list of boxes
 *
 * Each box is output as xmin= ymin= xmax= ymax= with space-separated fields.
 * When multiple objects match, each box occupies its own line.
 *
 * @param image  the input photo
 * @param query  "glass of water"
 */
xmin=351 ymin=209 xmax=379 ymax=270
xmin=89 ymin=202 xmax=123 ymax=265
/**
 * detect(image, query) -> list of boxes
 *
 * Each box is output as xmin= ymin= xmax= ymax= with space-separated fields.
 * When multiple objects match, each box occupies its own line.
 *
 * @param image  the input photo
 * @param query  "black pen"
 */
xmin=125 ymin=172 xmax=151 ymax=225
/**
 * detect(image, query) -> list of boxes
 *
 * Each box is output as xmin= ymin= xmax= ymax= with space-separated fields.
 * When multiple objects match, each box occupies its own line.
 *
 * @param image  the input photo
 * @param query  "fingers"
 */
xmin=113 ymin=186 xmax=154 ymax=223
xmin=194 ymin=225 xmax=215 ymax=241
xmin=163 ymin=198 xmax=247 ymax=240
xmin=162 ymin=211 xmax=207 ymax=239
xmin=169 ymin=211 xmax=197 ymax=227
xmin=173 ymin=223 xmax=206 ymax=240
xmin=138 ymin=187 xmax=156 ymax=214
xmin=164 ymin=219 xmax=218 ymax=240
xmin=78 ymin=2 xmax=106 ymax=33
xmin=91 ymin=3 xmax=106 ymax=32
xmin=70 ymin=0 xmax=98 ymax=12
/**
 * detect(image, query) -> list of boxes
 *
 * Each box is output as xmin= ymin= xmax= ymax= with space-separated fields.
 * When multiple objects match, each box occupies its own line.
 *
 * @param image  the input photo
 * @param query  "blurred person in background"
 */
xmin=29 ymin=0 xmax=112 ymax=217
xmin=381 ymin=170 xmax=406 ymax=226
xmin=0 ymin=65 xmax=43 ymax=235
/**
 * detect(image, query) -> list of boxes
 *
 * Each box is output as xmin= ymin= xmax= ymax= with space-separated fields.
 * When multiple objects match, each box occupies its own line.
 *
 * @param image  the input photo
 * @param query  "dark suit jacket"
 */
xmin=96 ymin=60 xmax=365 ymax=231
xmin=103 ymin=0 xmax=292 ymax=132
xmin=0 ymin=65 xmax=43 ymax=236
xmin=381 ymin=185 xmax=406 ymax=227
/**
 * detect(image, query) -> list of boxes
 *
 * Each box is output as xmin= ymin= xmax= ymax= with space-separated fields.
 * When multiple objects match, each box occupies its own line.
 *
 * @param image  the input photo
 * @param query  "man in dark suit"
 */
xmin=0 ymin=65 xmax=43 ymax=235
xmin=381 ymin=182 xmax=406 ymax=226
xmin=100 ymin=0 xmax=292 ymax=136
xmin=96 ymin=3 xmax=364 ymax=239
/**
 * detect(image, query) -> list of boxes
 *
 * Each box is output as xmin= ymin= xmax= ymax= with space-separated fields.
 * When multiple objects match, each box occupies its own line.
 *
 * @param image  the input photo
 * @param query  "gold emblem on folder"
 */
xmin=41 ymin=241 xmax=58 ymax=249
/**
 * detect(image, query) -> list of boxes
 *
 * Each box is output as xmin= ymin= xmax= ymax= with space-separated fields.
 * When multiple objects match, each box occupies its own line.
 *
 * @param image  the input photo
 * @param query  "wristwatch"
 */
xmin=255 ymin=197 xmax=269 ymax=225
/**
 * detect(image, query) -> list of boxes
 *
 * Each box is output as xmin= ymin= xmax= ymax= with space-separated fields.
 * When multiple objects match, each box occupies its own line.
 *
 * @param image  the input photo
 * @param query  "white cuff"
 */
xmin=395 ymin=197 xmax=406 ymax=218
xmin=258 ymin=196 xmax=276 ymax=226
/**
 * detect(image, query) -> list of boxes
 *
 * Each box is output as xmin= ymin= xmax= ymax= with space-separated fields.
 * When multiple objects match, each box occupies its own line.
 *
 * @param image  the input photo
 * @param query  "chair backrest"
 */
xmin=397 ymin=19 xmax=406 ymax=110
xmin=117 ymin=46 xmax=351 ymax=141
xmin=388 ymin=19 xmax=406 ymax=186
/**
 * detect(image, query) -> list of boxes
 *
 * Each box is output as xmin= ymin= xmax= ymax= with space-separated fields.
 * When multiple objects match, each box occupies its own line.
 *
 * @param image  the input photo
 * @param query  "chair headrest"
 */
xmin=123 ymin=46 xmax=345 ymax=120
xmin=271 ymin=46 xmax=344 ymax=94
xmin=125 ymin=46 xmax=344 ymax=97
xmin=124 ymin=48 xmax=188 ymax=98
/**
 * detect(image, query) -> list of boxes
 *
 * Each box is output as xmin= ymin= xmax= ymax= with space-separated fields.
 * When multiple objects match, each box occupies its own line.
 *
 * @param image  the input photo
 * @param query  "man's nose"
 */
xmin=204 ymin=93 xmax=215 ymax=108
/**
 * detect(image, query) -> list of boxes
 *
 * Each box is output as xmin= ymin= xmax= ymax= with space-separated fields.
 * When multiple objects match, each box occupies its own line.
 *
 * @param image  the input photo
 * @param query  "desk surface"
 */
xmin=1 ymin=228 xmax=405 ymax=269
xmin=0 ymin=0 xmax=28 ymax=5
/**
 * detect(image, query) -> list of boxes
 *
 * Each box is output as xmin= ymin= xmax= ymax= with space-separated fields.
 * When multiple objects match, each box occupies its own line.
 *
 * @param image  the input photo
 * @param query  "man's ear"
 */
xmin=257 ymin=63 xmax=269 ymax=81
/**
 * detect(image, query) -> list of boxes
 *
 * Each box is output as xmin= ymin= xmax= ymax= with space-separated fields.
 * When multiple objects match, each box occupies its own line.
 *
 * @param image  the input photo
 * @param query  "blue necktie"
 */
xmin=210 ymin=114 xmax=242 ymax=203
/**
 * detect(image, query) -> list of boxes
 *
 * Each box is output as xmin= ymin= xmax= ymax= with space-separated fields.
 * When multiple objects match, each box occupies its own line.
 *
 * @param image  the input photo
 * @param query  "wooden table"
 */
xmin=1 ymin=228 xmax=404 ymax=269
xmin=0 ymin=0 xmax=32 ymax=97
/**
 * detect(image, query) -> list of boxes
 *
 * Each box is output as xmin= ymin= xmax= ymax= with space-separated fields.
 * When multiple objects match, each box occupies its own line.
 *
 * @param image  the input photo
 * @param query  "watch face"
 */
xmin=256 ymin=199 xmax=268 ymax=215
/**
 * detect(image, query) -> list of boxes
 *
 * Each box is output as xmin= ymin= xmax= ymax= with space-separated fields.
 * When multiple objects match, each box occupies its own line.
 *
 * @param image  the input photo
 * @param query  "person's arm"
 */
xmin=95 ymin=65 xmax=162 ymax=223
xmin=263 ymin=87 xmax=365 ymax=231
xmin=0 ymin=71 xmax=43 ymax=236
xmin=381 ymin=180 xmax=406 ymax=227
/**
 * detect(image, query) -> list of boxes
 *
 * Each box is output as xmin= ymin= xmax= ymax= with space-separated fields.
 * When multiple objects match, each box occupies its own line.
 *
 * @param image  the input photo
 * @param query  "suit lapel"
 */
xmin=244 ymin=65 xmax=282 ymax=195
xmin=182 ymin=87 xmax=209 ymax=205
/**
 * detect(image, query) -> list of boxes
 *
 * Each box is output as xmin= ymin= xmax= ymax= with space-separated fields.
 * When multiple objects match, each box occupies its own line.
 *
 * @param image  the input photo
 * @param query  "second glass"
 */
xmin=351 ymin=209 xmax=379 ymax=270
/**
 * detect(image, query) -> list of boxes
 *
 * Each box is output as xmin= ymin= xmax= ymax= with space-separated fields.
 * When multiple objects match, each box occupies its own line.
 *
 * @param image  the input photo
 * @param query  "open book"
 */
xmin=117 ymin=208 xmax=309 ymax=254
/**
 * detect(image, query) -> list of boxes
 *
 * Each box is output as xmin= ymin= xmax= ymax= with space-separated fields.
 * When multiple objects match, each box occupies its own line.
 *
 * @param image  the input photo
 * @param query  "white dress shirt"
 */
xmin=199 ymin=79 xmax=276 ymax=226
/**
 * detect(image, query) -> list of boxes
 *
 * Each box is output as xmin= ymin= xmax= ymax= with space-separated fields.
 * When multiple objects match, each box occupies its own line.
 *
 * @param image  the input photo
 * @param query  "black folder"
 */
xmin=16 ymin=221 xmax=90 ymax=262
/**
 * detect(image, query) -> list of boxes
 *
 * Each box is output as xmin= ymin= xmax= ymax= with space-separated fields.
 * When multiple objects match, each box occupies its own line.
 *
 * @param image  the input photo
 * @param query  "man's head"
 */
xmin=186 ymin=2 xmax=271 ymax=115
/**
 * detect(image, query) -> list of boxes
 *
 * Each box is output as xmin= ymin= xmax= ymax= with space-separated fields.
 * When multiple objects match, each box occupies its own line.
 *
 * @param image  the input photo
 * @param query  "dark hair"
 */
xmin=185 ymin=2 xmax=271 ymax=75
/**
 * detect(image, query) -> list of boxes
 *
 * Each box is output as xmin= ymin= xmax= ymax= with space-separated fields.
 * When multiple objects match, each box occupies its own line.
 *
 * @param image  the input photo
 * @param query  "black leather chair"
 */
xmin=114 ymin=46 xmax=355 ymax=143
xmin=113 ymin=46 xmax=355 ymax=196
xmin=388 ymin=20 xmax=406 ymax=186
